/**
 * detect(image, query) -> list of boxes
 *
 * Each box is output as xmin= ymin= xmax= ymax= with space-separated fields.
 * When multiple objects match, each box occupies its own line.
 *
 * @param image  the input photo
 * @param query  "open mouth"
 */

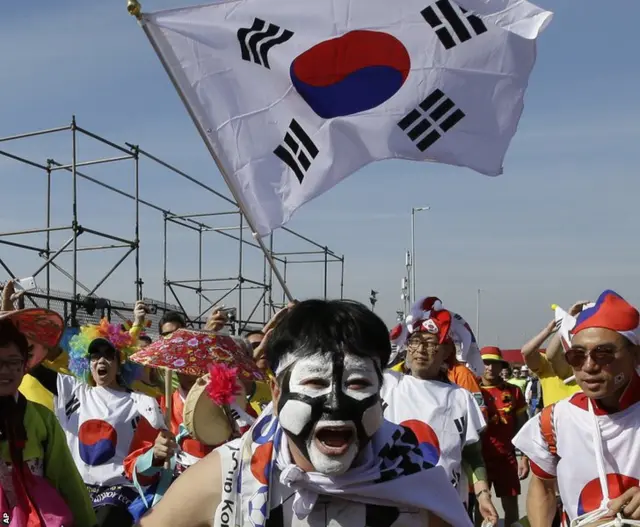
xmin=314 ymin=425 xmax=355 ymax=456
xmin=96 ymin=365 xmax=109 ymax=377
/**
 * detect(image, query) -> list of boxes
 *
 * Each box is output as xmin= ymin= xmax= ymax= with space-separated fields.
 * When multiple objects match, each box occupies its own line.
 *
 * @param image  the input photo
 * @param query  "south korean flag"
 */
xmin=140 ymin=0 xmax=552 ymax=235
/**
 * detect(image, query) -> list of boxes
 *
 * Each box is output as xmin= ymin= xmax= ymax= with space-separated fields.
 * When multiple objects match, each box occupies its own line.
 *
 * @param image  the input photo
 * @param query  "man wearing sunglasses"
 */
xmin=514 ymin=290 xmax=640 ymax=525
xmin=245 ymin=329 xmax=267 ymax=367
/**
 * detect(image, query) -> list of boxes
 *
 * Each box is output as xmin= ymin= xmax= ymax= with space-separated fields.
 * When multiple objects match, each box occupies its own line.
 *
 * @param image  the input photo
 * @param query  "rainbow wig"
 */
xmin=68 ymin=318 xmax=142 ymax=387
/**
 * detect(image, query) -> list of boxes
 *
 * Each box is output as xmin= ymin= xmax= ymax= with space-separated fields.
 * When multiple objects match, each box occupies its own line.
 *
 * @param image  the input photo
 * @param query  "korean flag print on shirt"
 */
xmin=513 ymin=392 xmax=640 ymax=524
xmin=381 ymin=370 xmax=486 ymax=502
xmin=54 ymin=374 xmax=165 ymax=486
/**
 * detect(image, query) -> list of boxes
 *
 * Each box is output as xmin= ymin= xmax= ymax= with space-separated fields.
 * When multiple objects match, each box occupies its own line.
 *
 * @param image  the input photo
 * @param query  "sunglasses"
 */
xmin=565 ymin=346 xmax=618 ymax=369
xmin=89 ymin=347 xmax=118 ymax=362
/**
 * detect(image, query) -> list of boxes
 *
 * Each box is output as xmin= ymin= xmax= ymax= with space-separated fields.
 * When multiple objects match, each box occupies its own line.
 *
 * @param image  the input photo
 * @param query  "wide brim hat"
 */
xmin=0 ymin=308 xmax=65 ymax=370
xmin=182 ymin=376 xmax=248 ymax=446
xmin=480 ymin=346 xmax=508 ymax=366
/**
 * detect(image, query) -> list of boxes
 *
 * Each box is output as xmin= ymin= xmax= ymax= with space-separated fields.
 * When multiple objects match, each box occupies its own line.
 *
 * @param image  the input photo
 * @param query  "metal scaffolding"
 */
xmin=0 ymin=117 xmax=344 ymax=335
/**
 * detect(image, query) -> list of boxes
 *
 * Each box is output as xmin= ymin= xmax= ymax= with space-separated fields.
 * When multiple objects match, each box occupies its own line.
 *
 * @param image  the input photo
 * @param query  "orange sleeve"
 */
xmin=124 ymin=416 xmax=162 ymax=486
xmin=448 ymin=364 xmax=488 ymax=419
xmin=453 ymin=367 xmax=482 ymax=395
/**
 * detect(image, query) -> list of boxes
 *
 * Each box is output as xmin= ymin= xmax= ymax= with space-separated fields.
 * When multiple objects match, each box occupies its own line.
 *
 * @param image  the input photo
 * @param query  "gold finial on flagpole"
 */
xmin=127 ymin=0 xmax=142 ymax=19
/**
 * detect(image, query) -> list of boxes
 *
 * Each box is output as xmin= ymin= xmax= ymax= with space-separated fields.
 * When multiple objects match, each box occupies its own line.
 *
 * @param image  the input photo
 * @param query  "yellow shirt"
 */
xmin=250 ymin=380 xmax=272 ymax=415
xmin=19 ymin=375 xmax=54 ymax=410
xmin=508 ymin=378 xmax=527 ymax=392
xmin=19 ymin=353 xmax=76 ymax=410
xmin=532 ymin=353 xmax=581 ymax=406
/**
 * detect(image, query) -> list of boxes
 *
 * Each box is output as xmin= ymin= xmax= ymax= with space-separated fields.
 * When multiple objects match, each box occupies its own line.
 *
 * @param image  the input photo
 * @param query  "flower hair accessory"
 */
xmin=206 ymin=363 xmax=241 ymax=405
xmin=67 ymin=318 xmax=141 ymax=386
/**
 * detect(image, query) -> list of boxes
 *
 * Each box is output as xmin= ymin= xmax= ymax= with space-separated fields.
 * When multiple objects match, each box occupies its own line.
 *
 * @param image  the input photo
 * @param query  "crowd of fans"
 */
xmin=1 ymin=280 xmax=639 ymax=527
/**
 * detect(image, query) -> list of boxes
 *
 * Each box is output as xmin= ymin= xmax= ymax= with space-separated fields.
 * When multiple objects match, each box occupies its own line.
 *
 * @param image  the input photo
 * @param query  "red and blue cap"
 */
xmin=570 ymin=290 xmax=640 ymax=345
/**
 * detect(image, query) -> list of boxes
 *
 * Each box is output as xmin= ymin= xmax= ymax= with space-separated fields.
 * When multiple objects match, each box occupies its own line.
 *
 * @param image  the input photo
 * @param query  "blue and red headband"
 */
xmin=556 ymin=290 xmax=640 ymax=348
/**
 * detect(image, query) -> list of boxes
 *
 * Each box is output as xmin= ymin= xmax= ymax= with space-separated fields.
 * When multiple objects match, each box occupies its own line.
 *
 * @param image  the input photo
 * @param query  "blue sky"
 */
xmin=1 ymin=0 xmax=639 ymax=347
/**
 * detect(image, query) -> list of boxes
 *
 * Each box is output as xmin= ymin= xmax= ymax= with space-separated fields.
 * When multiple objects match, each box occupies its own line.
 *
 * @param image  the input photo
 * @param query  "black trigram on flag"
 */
xmin=65 ymin=395 xmax=80 ymax=418
xmin=421 ymin=0 xmax=487 ymax=50
xmin=398 ymin=89 xmax=465 ymax=152
xmin=237 ymin=18 xmax=294 ymax=69
xmin=274 ymin=119 xmax=319 ymax=183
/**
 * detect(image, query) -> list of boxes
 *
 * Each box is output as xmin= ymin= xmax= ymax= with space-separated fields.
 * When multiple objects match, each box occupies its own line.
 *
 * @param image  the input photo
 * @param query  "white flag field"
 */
xmin=140 ymin=0 xmax=552 ymax=236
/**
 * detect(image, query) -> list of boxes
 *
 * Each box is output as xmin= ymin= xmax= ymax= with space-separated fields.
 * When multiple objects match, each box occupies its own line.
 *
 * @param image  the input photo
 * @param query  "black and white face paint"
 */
xmin=276 ymin=351 xmax=383 ymax=475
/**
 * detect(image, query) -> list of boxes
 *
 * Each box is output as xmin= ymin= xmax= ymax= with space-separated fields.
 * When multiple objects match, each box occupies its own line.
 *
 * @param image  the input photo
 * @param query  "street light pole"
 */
xmin=405 ymin=250 xmax=412 ymax=307
xmin=476 ymin=288 xmax=481 ymax=343
xmin=411 ymin=206 xmax=430 ymax=303
xmin=401 ymin=277 xmax=408 ymax=317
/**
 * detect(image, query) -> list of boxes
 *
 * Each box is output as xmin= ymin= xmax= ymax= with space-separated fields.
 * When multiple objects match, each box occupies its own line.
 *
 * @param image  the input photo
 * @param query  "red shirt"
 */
xmin=480 ymin=382 xmax=526 ymax=460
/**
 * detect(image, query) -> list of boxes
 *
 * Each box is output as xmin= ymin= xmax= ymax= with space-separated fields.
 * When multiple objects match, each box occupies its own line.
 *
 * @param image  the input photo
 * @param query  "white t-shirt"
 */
xmin=381 ymin=371 xmax=486 ymax=500
xmin=55 ymin=374 xmax=165 ymax=487
xmin=513 ymin=392 xmax=640 ymax=523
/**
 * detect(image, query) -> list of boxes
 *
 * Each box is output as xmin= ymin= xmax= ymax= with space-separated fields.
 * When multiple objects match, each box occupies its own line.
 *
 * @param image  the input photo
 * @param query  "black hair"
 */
xmin=265 ymin=299 xmax=391 ymax=378
xmin=0 ymin=320 xmax=30 ymax=362
xmin=244 ymin=330 xmax=265 ymax=339
xmin=158 ymin=311 xmax=186 ymax=333
xmin=138 ymin=335 xmax=152 ymax=345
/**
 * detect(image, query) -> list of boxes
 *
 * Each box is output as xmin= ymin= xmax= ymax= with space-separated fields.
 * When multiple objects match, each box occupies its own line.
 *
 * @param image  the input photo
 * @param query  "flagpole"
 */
xmin=128 ymin=1 xmax=294 ymax=302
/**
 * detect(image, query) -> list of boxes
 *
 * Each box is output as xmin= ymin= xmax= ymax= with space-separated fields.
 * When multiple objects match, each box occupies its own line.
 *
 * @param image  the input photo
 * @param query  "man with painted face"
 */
xmin=137 ymin=299 xmax=472 ymax=527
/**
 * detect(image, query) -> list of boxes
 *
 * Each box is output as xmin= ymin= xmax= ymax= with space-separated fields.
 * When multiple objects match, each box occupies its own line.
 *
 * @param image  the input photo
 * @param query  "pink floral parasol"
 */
xmin=129 ymin=329 xmax=265 ymax=381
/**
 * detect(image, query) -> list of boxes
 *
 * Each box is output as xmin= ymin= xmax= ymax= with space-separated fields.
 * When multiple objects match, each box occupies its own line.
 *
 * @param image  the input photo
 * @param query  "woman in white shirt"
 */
xmin=31 ymin=319 xmax=164 ymax=527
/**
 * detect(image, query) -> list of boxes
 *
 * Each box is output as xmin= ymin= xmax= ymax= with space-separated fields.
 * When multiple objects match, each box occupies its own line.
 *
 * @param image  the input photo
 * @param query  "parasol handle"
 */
xmin=164 ymin=368 xmax=173 ymax=471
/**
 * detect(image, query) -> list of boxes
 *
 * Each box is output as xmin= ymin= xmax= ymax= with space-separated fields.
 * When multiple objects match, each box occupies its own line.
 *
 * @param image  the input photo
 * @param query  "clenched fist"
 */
xmin=153 ymin=429 xmax=177 ymax=465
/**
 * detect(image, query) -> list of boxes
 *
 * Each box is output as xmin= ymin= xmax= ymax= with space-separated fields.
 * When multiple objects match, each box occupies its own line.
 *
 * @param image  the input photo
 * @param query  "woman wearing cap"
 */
xmin=0 ymin=309 xmax=96 ymax=526
xmin=514 ymin=290 xmax=640 ymax=525
xmin=383 ymin=297 xmax=497 ymax=525
xmin=30 ymin=319 xmax=164 ymax=527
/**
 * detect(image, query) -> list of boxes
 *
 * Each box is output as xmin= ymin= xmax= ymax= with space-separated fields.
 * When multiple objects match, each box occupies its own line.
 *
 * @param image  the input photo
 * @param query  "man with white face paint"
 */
xmin=137 ymin=299 xmax=472 ymax=527
xmin=275 ymin=345 xmax=384 ymax=476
